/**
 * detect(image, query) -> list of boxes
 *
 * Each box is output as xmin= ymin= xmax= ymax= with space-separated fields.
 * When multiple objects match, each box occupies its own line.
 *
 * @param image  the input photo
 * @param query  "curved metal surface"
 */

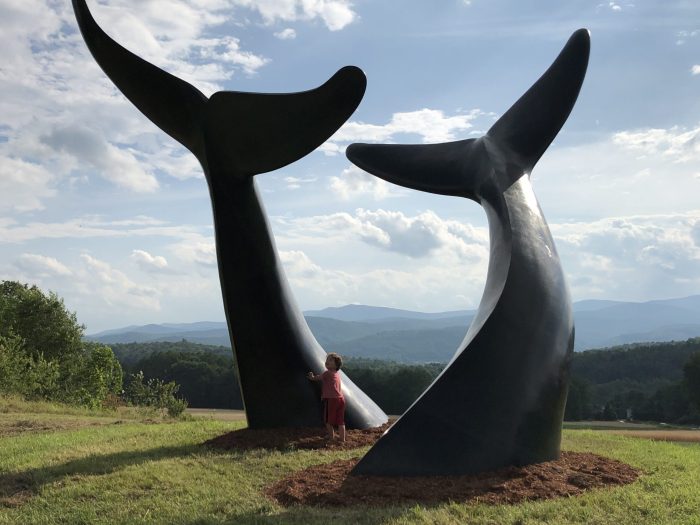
xmin=346 ymin=29 xmax=589 ymax=475
xmin=72 ymin=0 xmax=387 ymax=429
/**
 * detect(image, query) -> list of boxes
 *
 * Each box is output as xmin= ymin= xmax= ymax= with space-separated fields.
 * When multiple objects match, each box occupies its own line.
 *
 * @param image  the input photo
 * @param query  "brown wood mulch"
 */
xmin=265 ymin=452 xmax=640 ymax=507
xmin=203 ymin=423 xmax=391 ymax=451
xmin=205 ymin=425 xmax=640 ymax=507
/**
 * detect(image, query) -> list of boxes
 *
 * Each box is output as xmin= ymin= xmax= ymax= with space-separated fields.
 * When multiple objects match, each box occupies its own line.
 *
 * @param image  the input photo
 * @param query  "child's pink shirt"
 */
xmin=320 ymin=370 xmax=343 ymax=399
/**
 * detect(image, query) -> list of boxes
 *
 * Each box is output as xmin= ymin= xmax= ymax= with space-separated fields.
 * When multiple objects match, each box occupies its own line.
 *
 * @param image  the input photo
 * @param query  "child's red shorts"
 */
xmin=323 ymin=397 xmax=346 ymax=426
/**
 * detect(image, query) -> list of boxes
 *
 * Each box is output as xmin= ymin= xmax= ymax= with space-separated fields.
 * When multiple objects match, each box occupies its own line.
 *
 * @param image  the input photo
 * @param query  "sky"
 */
xmin=1 ymin=0 xmax=699 ymax=333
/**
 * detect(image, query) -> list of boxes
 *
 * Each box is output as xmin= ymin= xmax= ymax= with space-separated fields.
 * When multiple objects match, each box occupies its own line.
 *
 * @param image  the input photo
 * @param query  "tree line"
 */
xmin=1 ymin=281 xmax=186 ymax=415
xmin=2 ymin=280 xmax=700 ymax=423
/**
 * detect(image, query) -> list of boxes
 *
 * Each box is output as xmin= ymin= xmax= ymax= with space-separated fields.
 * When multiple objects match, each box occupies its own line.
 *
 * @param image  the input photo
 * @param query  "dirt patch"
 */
xmin=609 ymin=430 xmax=700 ymax=443
xmin=266 ymin=452 xmax=640 ymax=507
xmin=204 ymin=424 xmax=391 ymax=451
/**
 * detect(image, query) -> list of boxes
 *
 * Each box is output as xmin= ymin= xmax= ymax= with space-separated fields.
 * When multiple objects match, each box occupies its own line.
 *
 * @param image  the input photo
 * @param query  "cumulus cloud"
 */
xmin=278 ymin=208 xmax=488 ymax=259
xmin=232 ymin=0 xmax=356 ymax=31
xmin=169 ymin=234 xmax=218 ymax=267
xmin=131 ymin=249 xmax=170 ymax=273
xmin=329 ymin=166 xmax=397 ymax=200
xmin=692 ymin=65 xmax=700 ymax=75
xmin=15 ymin=253 xmax=72 ymax=278
xmin=0 ymin=0 xmax=272 ymax=209
xmin=278 ymin=248 xmax=483 ymax=312
xmin=42 ymin=124 xmax=159 ymax=192
xmin=551 ymin=211 xmax=700 ymax=300
xmin=274 ymin=28 xmax=297 ymax=39
xmin=0 ymin=157 xmax=57 ymax=213
xmin=322 ymin=109 xmax=485 ymax=155
xmin=79 ymin=254 xmax=160 ymax=311
xmin=612 ymin=124 xmax=700 ymax=163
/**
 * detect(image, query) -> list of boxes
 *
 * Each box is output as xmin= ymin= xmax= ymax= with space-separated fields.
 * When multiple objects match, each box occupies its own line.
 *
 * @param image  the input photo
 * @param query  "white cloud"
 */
xmin=278 ymin=208 xmax=488 ymax=259
xmin=612 ymin=124 xmax=700 ymax=163
xmin=42 ymin=124 xmax=159 ymax=192
xmin=79 ymin=253 xmax=161 ymax=311
xmin=550 ymin=211 xmax=700 ymax=300
xmin=692 ymin=65 xmax=700 ymax=75
xmin=131 ymin=249 xmax=170 ymax=273
xmin=322 ymin=108 xmax=485 ymax=155
xmin=284 ymin=175 xmax=317 ymax=189
xmin=0 ymin=157 xmax=57 ymax=213
xmin=169 ymin=234 xmax=218 ymax=267
xmin=274 ymin=28 xmax=297 ymax=39
xmin=15 ymin=253 xmax=72 ymax=277
xmin=278 ymin=248 xmax=483 ymax=312
xmin=0 ymin=215 xmax=202 ymax=244
xmin=232 ymin=0 xmax=357 ymax=31
xmin=532 ymin=123 xmax=700 ymax=219
xmin=329 ymin=166 xmax=397 ymax=200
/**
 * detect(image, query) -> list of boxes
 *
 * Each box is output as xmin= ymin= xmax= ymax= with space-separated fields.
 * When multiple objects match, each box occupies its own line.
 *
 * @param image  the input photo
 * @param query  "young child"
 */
xmin=307 ymin=353 xmax=346 ymax=442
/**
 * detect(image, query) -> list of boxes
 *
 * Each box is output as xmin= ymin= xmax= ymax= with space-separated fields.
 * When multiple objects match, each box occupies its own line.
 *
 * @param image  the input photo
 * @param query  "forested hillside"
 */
xmin=111 ymin=338 xmax=700 ymax=423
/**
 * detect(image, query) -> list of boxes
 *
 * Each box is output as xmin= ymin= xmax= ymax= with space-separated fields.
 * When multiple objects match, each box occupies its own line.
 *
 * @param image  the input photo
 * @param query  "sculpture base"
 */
xmin=266 ymin=452 xmax=639 ymax=507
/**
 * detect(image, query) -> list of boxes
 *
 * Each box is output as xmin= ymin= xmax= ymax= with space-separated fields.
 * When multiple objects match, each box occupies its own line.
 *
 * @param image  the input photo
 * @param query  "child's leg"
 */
xmin=338 ymin=424 xmax=346 ymax=442
xmin=325 ymin=423 xmax=335 ymax=439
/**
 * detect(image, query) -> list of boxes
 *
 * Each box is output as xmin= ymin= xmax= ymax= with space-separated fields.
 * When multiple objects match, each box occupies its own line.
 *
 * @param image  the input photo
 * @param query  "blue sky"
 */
xmin=1 ymin=0 xmax=699 ymax=332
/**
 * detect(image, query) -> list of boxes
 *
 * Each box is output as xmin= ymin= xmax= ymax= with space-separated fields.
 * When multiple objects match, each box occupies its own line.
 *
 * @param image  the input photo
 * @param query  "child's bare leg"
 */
xmin=339 ymin=424 xmax=346 ymax=442
xmin=325 ymin=423 xmax=335 ymax=440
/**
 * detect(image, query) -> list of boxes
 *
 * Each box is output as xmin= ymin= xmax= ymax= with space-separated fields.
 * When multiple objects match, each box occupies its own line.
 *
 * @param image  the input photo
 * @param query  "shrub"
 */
xmin=124 ymin=371 xmax=188 ymax=417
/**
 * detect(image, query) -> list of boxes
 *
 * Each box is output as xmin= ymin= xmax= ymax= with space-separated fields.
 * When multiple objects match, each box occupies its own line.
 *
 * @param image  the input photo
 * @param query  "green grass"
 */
xmin=0 ymin=398 xmax=698 ymax=525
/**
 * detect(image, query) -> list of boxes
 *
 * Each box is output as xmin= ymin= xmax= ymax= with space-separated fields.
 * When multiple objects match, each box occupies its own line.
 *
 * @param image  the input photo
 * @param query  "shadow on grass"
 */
xmin=0 ymin=443 xmax=213 ymax=508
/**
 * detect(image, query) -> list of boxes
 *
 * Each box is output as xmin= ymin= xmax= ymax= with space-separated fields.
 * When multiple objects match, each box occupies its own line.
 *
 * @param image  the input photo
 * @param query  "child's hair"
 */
xmin=327 ymin=352 xmax=342 ymax=370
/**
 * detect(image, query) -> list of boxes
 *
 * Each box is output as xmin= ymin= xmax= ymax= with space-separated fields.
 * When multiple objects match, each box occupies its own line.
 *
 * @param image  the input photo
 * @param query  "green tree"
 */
xmin=0 ymin=333 xmax=60 ymax=399
xmin=0 ymin=281 xmax=83 ymax=361
xmin=60 ymin=342 xmax=124 ymax=408
xmin=684 ymin=351 xmax=700 ymax=412
xmin=0 ymin=281 xmax=123 ymax=408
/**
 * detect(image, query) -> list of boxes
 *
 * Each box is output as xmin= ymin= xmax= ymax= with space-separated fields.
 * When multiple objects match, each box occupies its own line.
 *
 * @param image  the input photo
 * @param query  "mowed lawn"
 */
xmin=0 ymin=400 xmax=698 ymax=525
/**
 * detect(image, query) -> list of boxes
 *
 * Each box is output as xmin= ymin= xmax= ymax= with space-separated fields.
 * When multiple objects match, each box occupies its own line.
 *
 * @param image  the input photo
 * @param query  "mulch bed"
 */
xmin=205 ymin=425 xmax=640 ymax=507
xmin=265 ymin=452 xmax=640 ymax=507
xmin=203 ymin=423 xmax=391 ymax=451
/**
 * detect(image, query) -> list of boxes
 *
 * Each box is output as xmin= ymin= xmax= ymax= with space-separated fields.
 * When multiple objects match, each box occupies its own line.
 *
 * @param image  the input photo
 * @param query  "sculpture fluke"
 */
xmin=347 ymin=29 xmax=590 ymax=198
xmin=73 ymin=0 xmax=366 ymax=176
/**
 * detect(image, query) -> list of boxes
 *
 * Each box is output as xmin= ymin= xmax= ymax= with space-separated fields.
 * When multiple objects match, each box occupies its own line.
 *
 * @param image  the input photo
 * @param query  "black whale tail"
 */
xmin=72 ymin=0 xmax=365 ymax=175
xmin=346 ymin=29 xmax=590 ymax=196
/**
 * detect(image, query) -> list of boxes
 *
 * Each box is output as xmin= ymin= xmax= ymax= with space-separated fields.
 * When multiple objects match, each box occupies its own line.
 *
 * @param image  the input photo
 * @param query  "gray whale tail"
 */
xmin=73 ymin=0 xmax=386 ymax=430
xmin=346 ymin=30 xmax=589 ymax=475
xmin=72 ymin=0 xmax=365 ymax=177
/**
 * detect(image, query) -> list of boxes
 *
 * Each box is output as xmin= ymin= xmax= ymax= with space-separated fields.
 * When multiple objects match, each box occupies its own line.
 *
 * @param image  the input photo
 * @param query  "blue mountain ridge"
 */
xmin=85 ymin=296 xmax=700 ymax=361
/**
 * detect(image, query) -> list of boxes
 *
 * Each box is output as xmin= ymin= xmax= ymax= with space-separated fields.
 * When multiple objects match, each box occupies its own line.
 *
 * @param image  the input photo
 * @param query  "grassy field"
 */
xmin=0 ymin=398 xmax=698 ymax=525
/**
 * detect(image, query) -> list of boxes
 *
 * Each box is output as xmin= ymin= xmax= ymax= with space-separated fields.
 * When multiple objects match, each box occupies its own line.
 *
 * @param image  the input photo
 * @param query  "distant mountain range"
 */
xmin=86 ymin=296 xmax=700 ymax=362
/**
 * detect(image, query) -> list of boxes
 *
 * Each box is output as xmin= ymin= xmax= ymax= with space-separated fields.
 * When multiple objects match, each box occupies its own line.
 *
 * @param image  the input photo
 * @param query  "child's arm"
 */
xmin=306 ymin=371 xmax=322 ymax=381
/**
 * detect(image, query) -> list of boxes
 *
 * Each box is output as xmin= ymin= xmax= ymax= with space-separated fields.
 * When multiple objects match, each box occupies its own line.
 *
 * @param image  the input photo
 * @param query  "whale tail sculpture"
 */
xmin=73 ymin=0 xmax=387 ymax=429
xmin=346 ymin=30 xmax=589 ymax=475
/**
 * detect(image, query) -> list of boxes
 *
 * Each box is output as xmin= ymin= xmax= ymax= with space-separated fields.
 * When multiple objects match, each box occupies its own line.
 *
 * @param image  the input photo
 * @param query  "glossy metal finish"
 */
xmin=72 ymin=0 xmax=387 ymax=429
xmin=346 ymin=30 xmax=589 ymax=475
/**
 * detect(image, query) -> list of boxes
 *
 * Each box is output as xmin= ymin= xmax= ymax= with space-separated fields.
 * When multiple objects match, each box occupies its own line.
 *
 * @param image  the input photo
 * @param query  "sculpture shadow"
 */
xmin=0 ymin=443 xmax=210 ymax=507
